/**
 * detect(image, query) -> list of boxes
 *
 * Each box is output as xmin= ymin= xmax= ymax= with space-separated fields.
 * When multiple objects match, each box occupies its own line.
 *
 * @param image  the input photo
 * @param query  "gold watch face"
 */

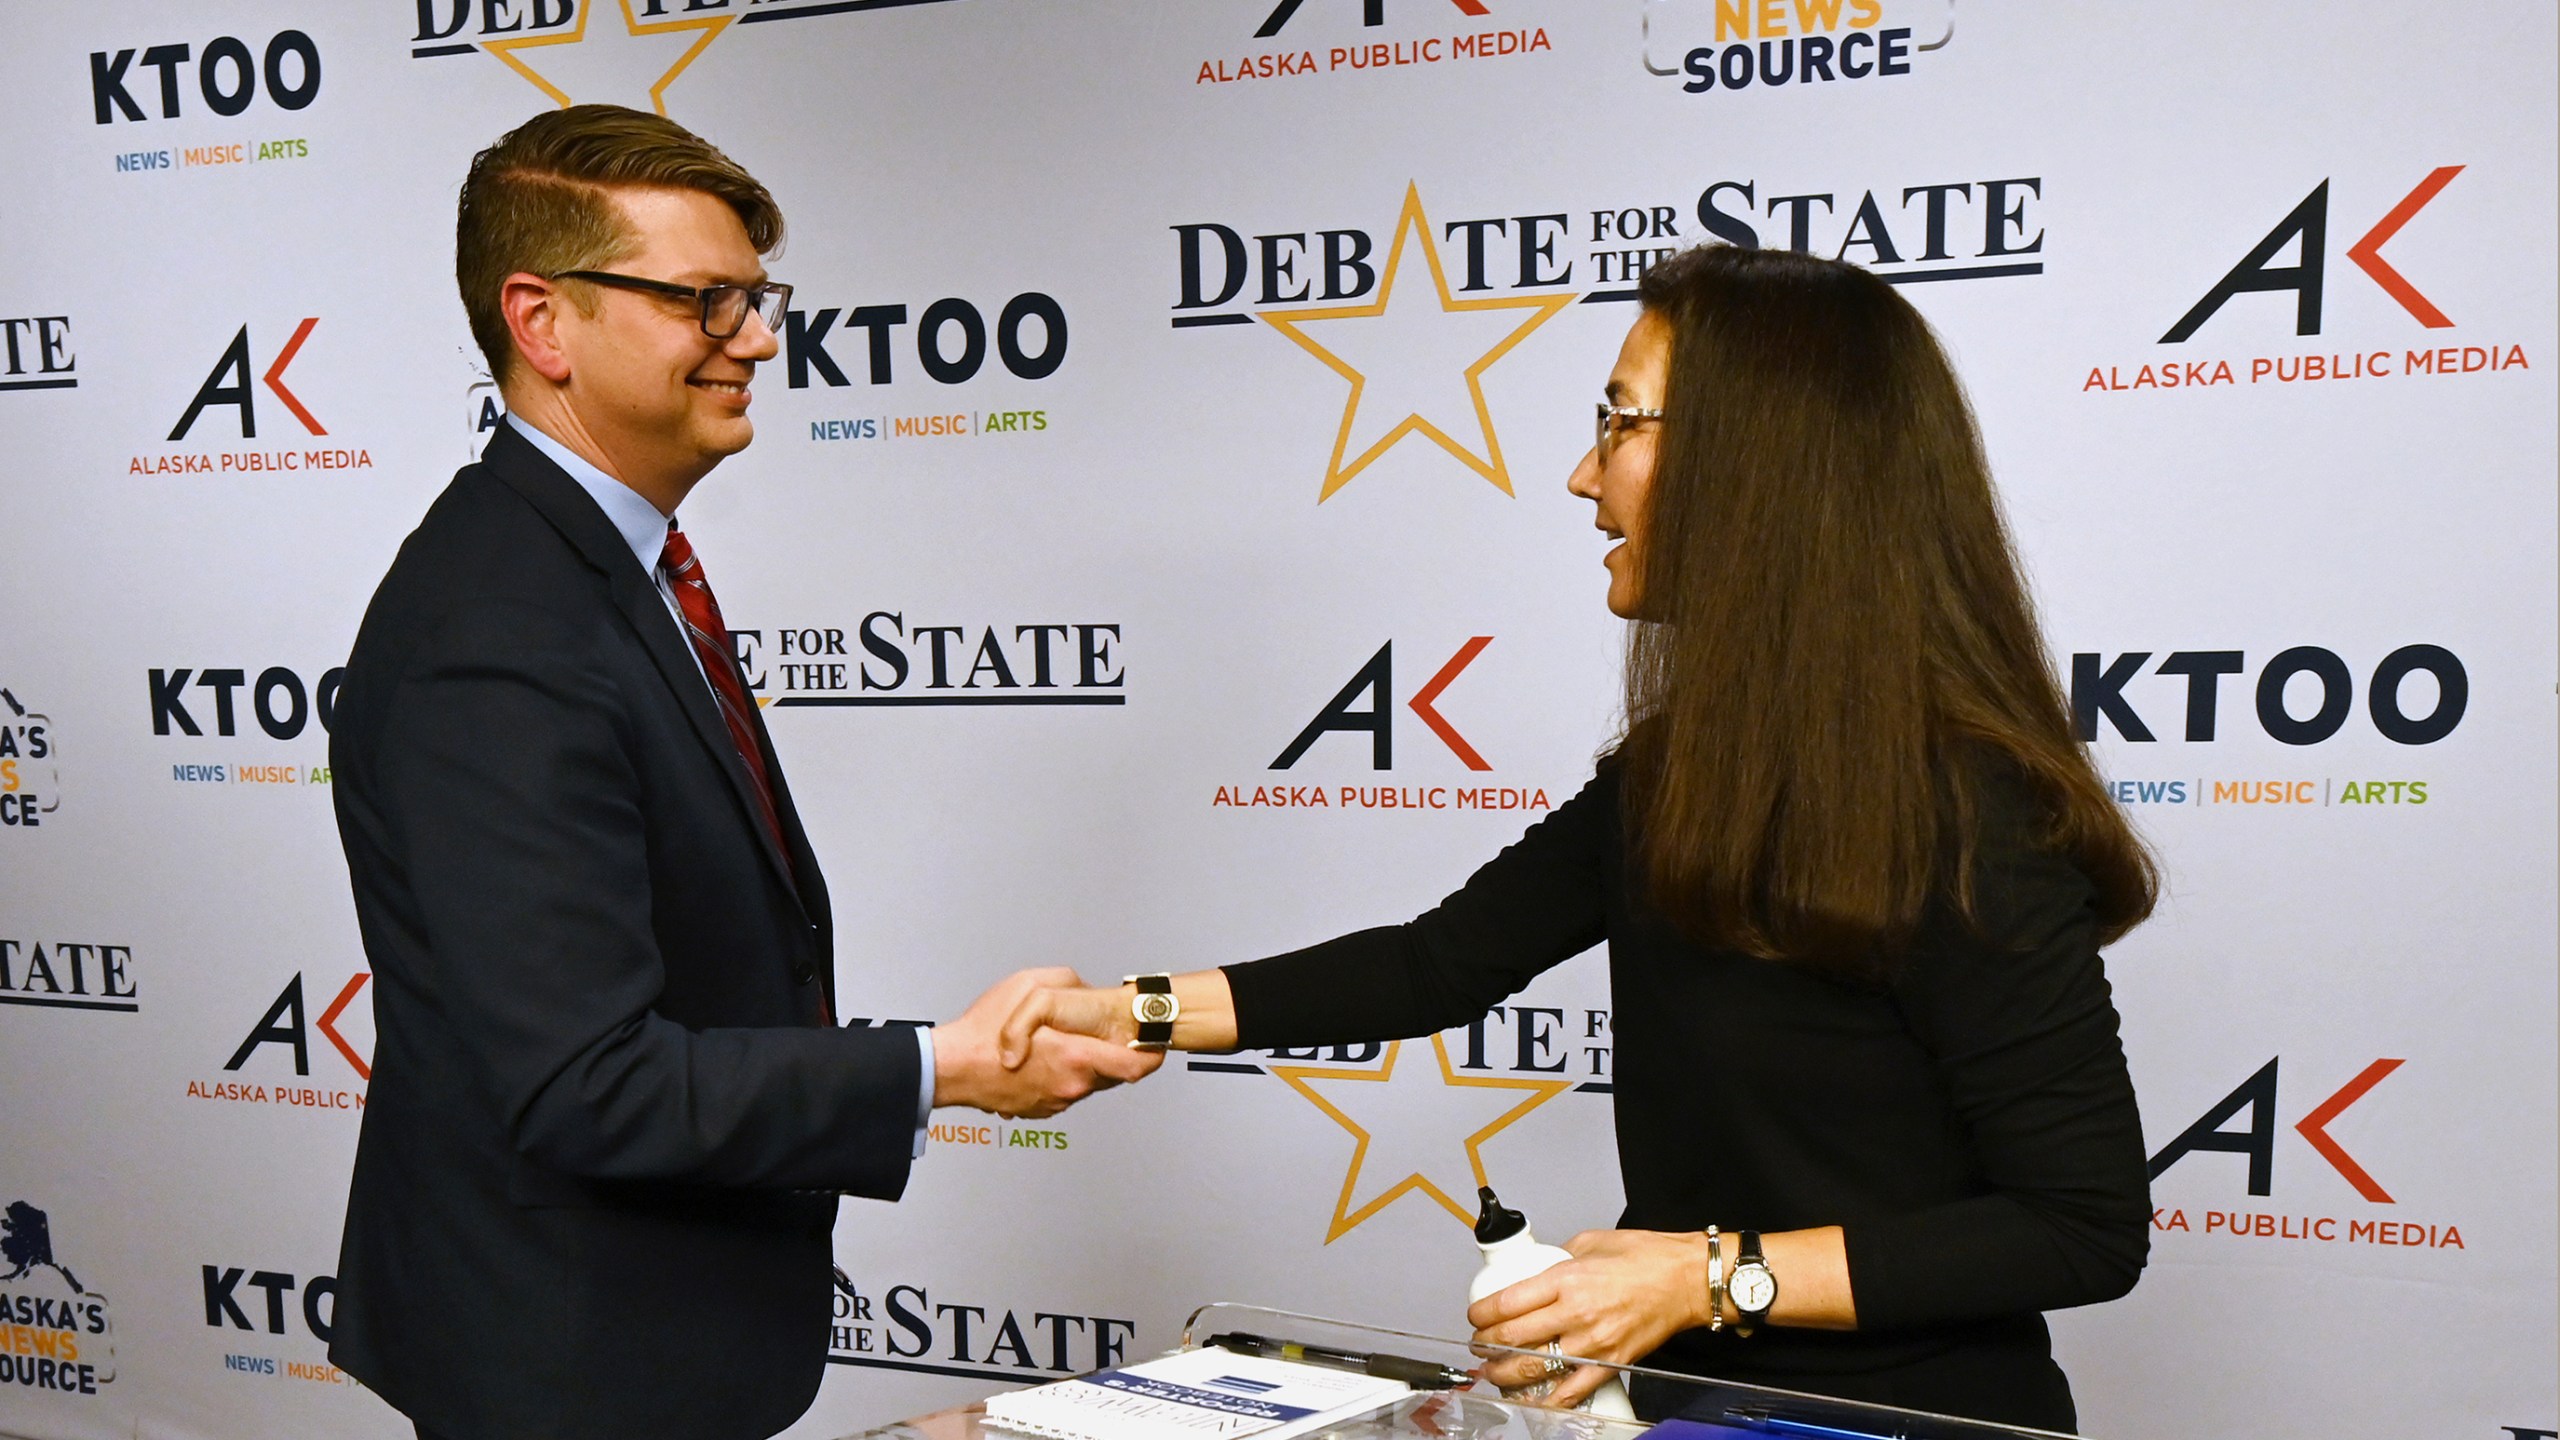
xmin=1135 ymin=993 xmax=1178 ymax=1024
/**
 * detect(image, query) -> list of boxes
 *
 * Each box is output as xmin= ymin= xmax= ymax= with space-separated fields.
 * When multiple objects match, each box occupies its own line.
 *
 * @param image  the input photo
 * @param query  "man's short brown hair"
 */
xmin=457 ymin=104 xmax=783 ymax=383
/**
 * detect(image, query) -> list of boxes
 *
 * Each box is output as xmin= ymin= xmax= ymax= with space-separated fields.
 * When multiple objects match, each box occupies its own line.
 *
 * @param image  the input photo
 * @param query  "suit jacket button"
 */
xmin=791 ymin=962 xmax=816 ymax=985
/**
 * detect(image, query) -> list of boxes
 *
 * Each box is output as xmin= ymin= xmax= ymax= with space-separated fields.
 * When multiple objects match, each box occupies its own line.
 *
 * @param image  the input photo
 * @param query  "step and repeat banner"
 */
xmin=1 ymin=2 xmax=2552 ymax=1438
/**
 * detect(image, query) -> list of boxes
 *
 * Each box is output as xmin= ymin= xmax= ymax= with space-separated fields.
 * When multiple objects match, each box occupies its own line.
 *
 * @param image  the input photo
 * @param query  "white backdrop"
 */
xmin=1 ymin=3 xmax=2553 ymax=1438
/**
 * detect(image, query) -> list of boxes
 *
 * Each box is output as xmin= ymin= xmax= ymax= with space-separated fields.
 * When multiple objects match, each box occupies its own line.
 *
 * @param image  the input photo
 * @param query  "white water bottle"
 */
xmin=1468 ymin=1187 xmax=1637 ymax=1420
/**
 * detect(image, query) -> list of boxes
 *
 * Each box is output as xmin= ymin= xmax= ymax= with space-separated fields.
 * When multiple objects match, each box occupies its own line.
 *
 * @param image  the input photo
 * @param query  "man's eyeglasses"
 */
xmin=1596 ymin=403 xmax=1664 ymax=465
xmin=551 ymin=270 xmax=793 ymax=340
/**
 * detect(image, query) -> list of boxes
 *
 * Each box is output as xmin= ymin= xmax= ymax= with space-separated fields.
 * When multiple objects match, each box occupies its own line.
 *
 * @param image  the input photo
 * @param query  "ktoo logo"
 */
xmin=1273 ymin=638 xmax=1492 ymax=771
xmin=91 ymin=31 xmax=321 ymax=123
xmin=2148 ymin=1057 xmax=2403 ymax=1202
xmin=202 ymin=1265 xmax=333 ymax=1342
xmin=784 ymin=294 xmax=1067 ymax=389
xmin=2071 ymin=645 xmax=2465 ymax=746
xmin=169 ymin=321 xmax=327 ymax=441
xmin=2163 ymin=167 xmax=2463 ymax=341
xmin=149 ymin=666 xmax=342 ymax=739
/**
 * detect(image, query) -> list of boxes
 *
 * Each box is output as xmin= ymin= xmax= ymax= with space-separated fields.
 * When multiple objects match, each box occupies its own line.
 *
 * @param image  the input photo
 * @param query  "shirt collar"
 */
xmin=504 ymin=414 xmax=673 ymax=579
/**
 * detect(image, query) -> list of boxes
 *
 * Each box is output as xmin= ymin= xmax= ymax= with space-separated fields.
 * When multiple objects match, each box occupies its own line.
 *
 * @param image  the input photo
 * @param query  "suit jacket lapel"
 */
xmin=480 ymin=425 xmax=808 ymax=915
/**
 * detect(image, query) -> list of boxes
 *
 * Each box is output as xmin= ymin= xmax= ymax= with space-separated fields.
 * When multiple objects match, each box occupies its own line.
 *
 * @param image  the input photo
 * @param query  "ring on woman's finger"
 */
xmin=1541 ymin=1341 xmax=1570 ymax=1378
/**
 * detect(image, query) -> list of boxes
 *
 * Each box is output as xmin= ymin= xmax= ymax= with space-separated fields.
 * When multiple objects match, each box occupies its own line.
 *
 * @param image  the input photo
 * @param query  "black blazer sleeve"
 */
xmin=1224 ymin=771 xmax=1614 ymax=1046
xmin=1841 ymin=800 xmax=2153 ymax=1328
xmin=371 ymin=593 xmax=918 ymax=1196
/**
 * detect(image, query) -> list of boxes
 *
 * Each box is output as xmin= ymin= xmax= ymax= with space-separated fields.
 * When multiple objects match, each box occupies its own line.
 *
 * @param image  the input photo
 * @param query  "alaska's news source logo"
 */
xmin=0 ymin=1199 xmax=116 ymax=1397
xmin=1 ymin=687 xmax=59 ymax=828
xmin=1643 ymin=0 xmax=1948 ymax=95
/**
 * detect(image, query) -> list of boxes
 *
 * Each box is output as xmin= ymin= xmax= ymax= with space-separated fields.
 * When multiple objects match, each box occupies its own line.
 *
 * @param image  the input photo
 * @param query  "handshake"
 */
xmin=927 ymin=968 xmax=1215 ymax=1119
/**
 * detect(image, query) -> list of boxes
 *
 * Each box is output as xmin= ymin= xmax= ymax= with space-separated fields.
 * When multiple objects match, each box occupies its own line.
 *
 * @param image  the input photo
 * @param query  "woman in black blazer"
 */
xmin=1005 ymin=245 xmax=2158 ymax=1434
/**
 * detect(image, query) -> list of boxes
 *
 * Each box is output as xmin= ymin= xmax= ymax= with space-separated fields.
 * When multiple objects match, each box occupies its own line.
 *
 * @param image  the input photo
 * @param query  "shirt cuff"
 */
xmin=912 ymin=1025 xmax=936 ymax=1159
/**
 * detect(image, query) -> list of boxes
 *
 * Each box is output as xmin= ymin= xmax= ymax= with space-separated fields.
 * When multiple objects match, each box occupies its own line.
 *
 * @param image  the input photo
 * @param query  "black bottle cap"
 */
xmin=1474 ymin=1186 xmax=1526 ymax=1244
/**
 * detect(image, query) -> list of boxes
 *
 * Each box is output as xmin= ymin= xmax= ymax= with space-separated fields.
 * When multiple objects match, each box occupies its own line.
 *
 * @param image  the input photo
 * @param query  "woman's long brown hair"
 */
xmin=1619 ymin=245 xmax=2155 ymax=973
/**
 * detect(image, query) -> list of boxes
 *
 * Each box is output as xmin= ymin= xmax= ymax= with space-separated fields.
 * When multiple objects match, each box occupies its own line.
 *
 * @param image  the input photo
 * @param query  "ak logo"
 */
xmin=0 ymin=1199 xmax=117 ymax=1396
xmin=2147 ymin=1057 xmax=2403 ymax=1202
xmin=1 ymin=687 xmax=61 ymax=830
xmin=2163 ymin=167 xmax=2466 ymax=341
xmin=1274 ymin=638 xmax=1493 ymax=772
xmin=1173 ymin=185 xmax=1576 ymax=501
xmin=225 ymin=972 xmax=373 ymax=1081
xmin=168 ymin=321 xmax=326 ymax=440
xmin=409 ymin=0 xmax=966 ymax=117
xmin=1255 ymin=0 xmax=1494 ymax=36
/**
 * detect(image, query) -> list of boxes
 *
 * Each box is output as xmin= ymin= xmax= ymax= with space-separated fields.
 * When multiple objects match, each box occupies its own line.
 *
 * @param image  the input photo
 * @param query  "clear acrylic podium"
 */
xmin=828 ymin=1303 xmax=2082 ymax=1440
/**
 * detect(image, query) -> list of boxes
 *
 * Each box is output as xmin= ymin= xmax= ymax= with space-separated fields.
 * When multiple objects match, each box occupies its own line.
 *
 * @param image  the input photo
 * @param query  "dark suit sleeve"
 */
xmin=1224 ymin=770 xmax=1614 ymax=1046
xmin=372 ymin=596 xmax=918 ymax=1198
xmin=1841 ymin=805 xmax=2152 ymax=1329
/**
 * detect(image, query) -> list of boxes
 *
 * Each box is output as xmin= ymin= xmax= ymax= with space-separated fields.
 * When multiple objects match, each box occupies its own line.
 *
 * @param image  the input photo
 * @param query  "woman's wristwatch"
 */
xmin=1122 ymin=974 xmax=1178 ymax=1050
xmin=1727 ymin=1231 xmax=1778 ymax=1336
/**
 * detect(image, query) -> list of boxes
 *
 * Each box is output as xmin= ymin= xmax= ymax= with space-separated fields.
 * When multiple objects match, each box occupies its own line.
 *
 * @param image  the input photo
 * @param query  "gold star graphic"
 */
xmin=483 ymin=0 xmax=731 ymax=117
xmin=1261 ymin=183 xmax=1577 ymax=502
xmin=1271 ymin=1035 xmax=1573 ymax=1244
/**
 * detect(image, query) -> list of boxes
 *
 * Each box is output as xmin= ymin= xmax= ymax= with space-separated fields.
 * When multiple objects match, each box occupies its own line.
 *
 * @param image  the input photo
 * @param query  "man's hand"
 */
xmin=995 ymin=981 xmax=1136 ymax=1067
xmin=933 ymin=968 xmax=1160 ymax=1118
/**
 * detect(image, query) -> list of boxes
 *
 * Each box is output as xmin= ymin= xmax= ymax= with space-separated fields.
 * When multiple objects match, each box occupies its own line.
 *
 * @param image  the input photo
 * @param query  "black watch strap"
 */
xmin=1129 ymin=973 xmax=1175 ymax=1048
xmin=1732 ymin=1230 xmax=1776 ymax=1337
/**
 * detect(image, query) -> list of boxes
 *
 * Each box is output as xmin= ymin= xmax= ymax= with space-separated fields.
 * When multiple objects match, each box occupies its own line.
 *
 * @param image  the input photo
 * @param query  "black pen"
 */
xmin=1205 ymin=1331 xmax=1471 ymax=1390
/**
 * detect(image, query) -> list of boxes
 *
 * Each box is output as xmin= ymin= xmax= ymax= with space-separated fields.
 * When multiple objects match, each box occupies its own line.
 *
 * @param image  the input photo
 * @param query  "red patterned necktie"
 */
xmin=659 ymin=524 xmax=793 ymax=879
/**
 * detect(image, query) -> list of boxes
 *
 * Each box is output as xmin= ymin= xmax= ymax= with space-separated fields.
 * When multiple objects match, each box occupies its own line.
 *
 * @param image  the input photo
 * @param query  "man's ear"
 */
xmin=500 ymin=273 xmax=575 ymax=384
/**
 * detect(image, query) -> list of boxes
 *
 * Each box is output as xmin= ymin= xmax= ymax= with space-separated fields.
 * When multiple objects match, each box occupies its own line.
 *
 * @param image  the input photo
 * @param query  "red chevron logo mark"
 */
xmin=1407 ymin=636 xmax=1492 ymax=772
xmin=262 ymin=316 xmax=328 ymax=435
xmin=2293 ymin=1057 xmax=2404 ymax=1203
xmin=2346 ymin=167 xmax=2462 ymax=330
xmin=316 ymin=971 xmax=372 ymax=1081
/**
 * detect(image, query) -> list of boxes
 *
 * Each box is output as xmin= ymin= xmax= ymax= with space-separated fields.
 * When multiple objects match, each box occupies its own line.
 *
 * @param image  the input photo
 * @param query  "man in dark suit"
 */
xmin=327 ymin=105 xmax=1155 ymax=1440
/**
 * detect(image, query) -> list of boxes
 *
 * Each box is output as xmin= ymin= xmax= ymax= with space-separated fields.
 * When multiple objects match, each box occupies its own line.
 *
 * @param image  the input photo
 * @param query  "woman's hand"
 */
xmin=1466 ymin=1228 xmax=1710 ymax=1409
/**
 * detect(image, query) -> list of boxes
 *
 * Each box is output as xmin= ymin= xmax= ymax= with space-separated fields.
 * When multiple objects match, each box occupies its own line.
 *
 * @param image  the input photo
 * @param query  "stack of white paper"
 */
xmin=983 ymin=1346 xmax=1411 ymax=1440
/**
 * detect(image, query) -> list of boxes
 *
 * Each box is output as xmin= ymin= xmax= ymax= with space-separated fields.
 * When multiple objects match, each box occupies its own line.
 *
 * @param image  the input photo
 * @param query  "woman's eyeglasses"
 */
xmin=1596 ymin=403 xmax=1663 ymax=465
